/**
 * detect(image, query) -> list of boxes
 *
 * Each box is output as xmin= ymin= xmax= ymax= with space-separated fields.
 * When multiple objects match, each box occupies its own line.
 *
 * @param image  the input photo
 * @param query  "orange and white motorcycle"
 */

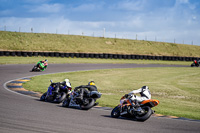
xmin=111 ymin=94 xmax=159 ymax=121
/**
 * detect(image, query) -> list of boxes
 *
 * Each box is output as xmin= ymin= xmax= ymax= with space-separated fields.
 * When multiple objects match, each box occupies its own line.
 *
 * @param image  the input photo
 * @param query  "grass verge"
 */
xmin=23 ymin=67 xmax=200 ymax=120
xmin=0 ymin=56 xmax=191 ymax=65
xmin=1 ymin=31 xmax=200 ymax=57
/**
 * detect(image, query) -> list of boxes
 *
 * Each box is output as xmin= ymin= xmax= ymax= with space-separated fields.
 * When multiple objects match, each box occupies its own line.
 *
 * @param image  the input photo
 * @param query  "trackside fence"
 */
xmin=0 ymin=51 xmax=199 ymax=61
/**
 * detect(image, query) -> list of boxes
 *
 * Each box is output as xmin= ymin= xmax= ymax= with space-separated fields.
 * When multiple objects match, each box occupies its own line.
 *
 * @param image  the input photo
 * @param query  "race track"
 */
xmin=0 ymin=63 xmax=199 ymax=133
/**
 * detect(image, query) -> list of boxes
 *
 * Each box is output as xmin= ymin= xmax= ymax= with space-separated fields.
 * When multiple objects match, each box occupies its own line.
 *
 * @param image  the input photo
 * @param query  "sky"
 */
xmin=0 ymin=0 xmax=200 ymax=45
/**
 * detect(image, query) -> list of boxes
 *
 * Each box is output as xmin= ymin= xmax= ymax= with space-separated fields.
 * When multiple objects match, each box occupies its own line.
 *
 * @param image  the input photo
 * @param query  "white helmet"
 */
xmin=64 ymin=79 xmax=71 ymax=88
xmin=65 ymin=79 xmax=69 ymax=83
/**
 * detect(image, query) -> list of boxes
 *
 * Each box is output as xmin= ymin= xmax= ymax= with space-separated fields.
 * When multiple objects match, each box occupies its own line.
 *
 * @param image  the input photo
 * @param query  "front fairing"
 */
xmin=119 ymin=97 xmax=132 ymax=108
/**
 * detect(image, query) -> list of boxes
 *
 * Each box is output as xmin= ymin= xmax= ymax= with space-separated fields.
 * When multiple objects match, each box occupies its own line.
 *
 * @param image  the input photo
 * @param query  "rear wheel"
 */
xmin=135 ymin=106 xmax=152 ymax=122
xmin=81 ymin=98 xmax=95 ymax=110
xmin=111 ymin=106 xmax=120 ymax=118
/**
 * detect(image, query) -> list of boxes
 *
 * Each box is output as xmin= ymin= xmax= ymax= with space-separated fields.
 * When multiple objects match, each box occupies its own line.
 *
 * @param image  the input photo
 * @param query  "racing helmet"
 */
xmin=88 ymin=81 xmax=95 ymax=86
xmin=141 ymin=86 xmax=149 ymax=91
xmin=64 ymin=79 xmax=72 ymax=88
xmin=45 ymin=59 xmax=48 ymax=62
xmin=65 ymin=79 xmax=69 ymax=83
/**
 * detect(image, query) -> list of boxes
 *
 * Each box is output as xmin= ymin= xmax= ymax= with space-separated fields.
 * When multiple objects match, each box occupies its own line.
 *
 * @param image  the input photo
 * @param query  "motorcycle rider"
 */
xmin=47 ymin=79 xmax=72 ymax=98
xmin=125 ymin=86 xmax=151 ymax=106
xmin=60 ymin=79 xmax=72 ymax=93
xmin=74 ymin=81 xmax=97 ymax=100
xmin=196 ymin=59 xmax=200 ymax=65
xmin=37 ymin=59 xmax=48 ymax=71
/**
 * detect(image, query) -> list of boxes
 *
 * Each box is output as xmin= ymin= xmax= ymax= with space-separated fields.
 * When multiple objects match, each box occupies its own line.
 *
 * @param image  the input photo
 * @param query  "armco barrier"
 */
xmin=0 ymin=51 xmax=199 ymax=62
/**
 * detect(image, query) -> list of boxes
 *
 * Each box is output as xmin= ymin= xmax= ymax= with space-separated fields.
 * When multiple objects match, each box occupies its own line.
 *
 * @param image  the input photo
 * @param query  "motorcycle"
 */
xmin=191 ymin=60 xmax=199 ymax=67
xmin=31 ymin=62 xmax=48 ymax=72
xmin=62 ymin=88 xmax=102 ymax=110
xmin=40 ymin=80 xmax=71 ymax=103
xmin=111 ymin=94 xmax=159 ymax=121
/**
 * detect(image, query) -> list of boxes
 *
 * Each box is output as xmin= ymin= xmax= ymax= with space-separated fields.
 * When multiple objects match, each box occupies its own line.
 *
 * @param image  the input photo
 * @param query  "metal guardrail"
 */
xmin=0 ymin=51 xmax=199 ymax=61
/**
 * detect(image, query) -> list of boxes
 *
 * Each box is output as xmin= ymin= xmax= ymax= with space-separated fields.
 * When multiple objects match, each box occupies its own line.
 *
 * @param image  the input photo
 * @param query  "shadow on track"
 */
xmin=101 ymin=115 xmax=144 ymax=122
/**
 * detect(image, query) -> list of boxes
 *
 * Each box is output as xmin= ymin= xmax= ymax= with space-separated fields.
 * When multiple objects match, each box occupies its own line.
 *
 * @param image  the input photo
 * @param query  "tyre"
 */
xmin=81 ymin=98 xmax=95 ymax=110
xmin=135 ymin=106 xmax=152 ymax=122
xmin=111 ymin=106 xmax=120 ymax=118
xmin=191 ymin=63 xmax=195 ymax=67
xmin=62 ymin=98 xmax=70 ymax=107
xmin=55 ymin=92 xmax=67 ymax=103
xmin=32 ymin=66 xmax=40 ymax=72
xmin=40 ymin=92 xmax=47 ymax=101
xmin=32 ymin=66 xmax=36 ymax=71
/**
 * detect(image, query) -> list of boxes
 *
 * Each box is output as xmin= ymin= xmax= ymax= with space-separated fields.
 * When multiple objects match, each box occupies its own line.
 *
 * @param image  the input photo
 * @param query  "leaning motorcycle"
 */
xmin=191 ymin=60 xmax=199 ymax=67
xmin=111 ymin=94 xmax=159 ymax=121
xmin=31 ymin=62 xmax=48 ymax=72
xmin=40 ymin=80 xmax=71 ymax=103
xmin=62 ymin=88 xmax=102 ymax=110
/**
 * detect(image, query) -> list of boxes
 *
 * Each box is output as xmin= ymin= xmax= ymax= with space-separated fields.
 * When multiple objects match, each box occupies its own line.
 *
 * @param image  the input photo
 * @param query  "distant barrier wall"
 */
xmin=0 ymin=51 xmax=199 ymax=61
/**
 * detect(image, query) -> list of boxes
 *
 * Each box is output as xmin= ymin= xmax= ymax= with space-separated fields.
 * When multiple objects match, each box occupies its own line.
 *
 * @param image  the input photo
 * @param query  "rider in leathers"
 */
xmin=126 ymin=86 xmax=151 ymax=106
xmin=74 ymin=81 xmax=97 ymax=100
xmin=37 ymin=59 xmax=48 ymax=71
xmin=48 ymin=79 xmax=72 ymax=97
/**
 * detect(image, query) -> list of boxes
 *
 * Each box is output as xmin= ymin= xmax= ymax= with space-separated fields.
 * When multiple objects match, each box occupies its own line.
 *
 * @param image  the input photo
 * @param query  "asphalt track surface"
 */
xmin=0 ymin=63 xmax=199 ymax=133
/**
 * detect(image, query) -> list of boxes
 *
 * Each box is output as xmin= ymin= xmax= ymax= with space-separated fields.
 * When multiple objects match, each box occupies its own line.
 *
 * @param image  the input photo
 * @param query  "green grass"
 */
xmin=23 ymin=67 xmax=200 ymax=120
xmin=1 ymin=31 xmax=200 ymax=57
xmin=0 ymin=56 xmax=191 ymax=65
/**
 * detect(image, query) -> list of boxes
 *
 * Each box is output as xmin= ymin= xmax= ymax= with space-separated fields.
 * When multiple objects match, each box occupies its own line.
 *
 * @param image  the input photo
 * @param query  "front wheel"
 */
xmin=40 ymin=92 xmax=47 ymax=101
xmin=191 ymin=63 xmax=195 ymax=67
xmin=32 ymin=66 xmax=36 ymax=71
xmin=80 ymin=98 xmax=95 ymax=110
xmin=55 ymin=92 xmax=67 ymax=103
xmin=62 ymin=98 xmax=70 ymax=107
xmin=135 ymin=106 xmax=152 ymax=122
xmin=111 ymin=106 xmax=120 ymax=118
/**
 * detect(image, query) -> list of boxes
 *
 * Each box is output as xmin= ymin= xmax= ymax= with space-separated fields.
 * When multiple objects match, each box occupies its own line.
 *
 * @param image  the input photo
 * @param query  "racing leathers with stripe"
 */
xmin=128 ymin=86 xmax=151 ymax=103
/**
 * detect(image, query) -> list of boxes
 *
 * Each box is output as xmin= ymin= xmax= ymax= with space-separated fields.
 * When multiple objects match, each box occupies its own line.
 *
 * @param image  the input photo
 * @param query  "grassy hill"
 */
xmin=0 ymin=31 xmax=200 ymax=57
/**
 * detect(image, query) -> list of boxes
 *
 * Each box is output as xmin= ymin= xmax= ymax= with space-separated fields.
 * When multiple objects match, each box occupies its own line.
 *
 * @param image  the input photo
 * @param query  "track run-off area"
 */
xmin=0 ymin=63 xmax=199 ymax=133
